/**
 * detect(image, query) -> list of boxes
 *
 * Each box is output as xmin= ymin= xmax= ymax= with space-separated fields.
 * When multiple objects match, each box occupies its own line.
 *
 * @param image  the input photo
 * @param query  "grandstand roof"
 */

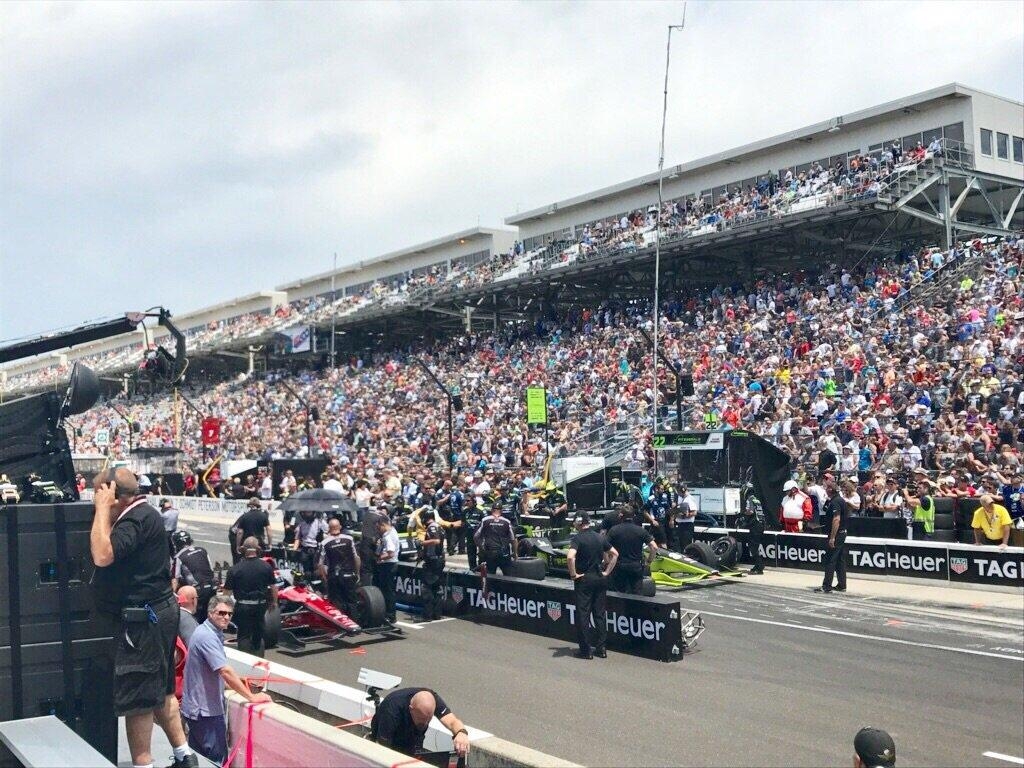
xmin=506 ymin=83 xmax=1021 ymax=225
xmin=275 ymin=226 xmax=517 ymax=291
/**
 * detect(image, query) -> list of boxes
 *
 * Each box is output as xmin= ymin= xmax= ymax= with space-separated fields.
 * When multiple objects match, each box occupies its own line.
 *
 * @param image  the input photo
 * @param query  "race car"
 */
xmin=262 ymin=548 xmax=401 ymax=649
xmin=514 ymin=518 xmax=745 ymax=590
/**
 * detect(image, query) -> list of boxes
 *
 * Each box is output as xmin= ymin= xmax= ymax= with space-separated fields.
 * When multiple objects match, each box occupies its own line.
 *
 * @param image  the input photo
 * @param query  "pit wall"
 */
xmin=226 ymin=648 xmax=580 ymax=768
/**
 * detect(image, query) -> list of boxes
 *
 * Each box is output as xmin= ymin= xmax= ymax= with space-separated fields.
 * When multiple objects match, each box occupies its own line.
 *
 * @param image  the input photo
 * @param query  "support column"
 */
xmin=939 ymin=169 xmax=952 ymax=249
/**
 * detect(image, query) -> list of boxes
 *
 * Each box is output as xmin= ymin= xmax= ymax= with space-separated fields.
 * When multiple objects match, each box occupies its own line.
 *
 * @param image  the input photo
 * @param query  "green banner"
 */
xmin=526 ymin=386 xmax=547 ymax=425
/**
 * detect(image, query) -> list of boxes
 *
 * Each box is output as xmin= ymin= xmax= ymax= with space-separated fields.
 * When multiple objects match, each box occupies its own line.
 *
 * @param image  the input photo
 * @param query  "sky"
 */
xmin=2 ymin=0 xmax=1022 ymax=342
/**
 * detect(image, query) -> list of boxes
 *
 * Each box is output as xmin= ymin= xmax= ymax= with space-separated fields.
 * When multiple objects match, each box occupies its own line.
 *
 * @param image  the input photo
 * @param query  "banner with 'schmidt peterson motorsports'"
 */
xmin=695 ymin=529 xmax=1023 ymax=588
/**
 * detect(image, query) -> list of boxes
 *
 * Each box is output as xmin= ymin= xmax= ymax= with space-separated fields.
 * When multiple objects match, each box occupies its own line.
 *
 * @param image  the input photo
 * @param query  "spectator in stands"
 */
xmin=181 ymin=595 xmax=271 ymax=764
xmin=972 ymin=495 xmax=1012 ymax=549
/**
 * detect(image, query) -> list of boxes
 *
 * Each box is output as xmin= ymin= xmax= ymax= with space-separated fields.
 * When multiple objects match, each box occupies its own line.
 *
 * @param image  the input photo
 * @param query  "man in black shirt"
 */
xmin=90 ymin=467 xmax=197 ymax=768
xmin=234 ymin=499 xmax=271 ymax=561
xmin=606 ymin=509 xmax=658 ymax=594
xmin=317 ymin=518 xmax=360 ymax=618
xmin=370 ymin=687 xmax=469 ymax=758
xmin=473 ymin=506 xmax=517 ymax=575
xmin=418 ymin=510 xmax=446 ymax=621
xmin=172 ymin=530 xmax=217 ymax=620
xmin=567 ymin=513 xmax=618 ymax=659
xmin=224 ymin=537 xmax=277 ymax=655
xmin=816 ymin=476 xmax=851 ymax=594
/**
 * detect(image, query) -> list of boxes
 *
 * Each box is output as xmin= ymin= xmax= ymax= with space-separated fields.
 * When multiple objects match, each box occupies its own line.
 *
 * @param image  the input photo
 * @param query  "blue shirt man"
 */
xmin=181 ymin=596 xmax=270 ymax=764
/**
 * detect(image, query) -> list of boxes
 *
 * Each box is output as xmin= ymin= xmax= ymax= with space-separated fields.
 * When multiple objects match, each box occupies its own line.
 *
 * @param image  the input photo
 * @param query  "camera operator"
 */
xmin=223 ymin=537 xmax=277 ymax=655
xmin=317 ymin=518 xmax=360 ymax=617
xmin=89 ymin=467 xmax=198 ymax=768
xmin=418 ymin=509 xmax=446 ymax=621
xmin=171 ymin=530 xmax=217 ymax=620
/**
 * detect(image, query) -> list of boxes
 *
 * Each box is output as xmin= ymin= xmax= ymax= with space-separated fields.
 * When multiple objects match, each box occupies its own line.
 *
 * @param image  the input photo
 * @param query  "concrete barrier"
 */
xmin=226 ymin=648 xmax=581 ymax=767
xmin=223 ymin=691 xmax=431 ymax=768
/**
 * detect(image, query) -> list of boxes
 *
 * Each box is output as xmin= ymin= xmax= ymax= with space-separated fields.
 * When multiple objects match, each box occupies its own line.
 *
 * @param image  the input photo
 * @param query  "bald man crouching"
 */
xmin=369 ymin=688 xmax=470 ymax=758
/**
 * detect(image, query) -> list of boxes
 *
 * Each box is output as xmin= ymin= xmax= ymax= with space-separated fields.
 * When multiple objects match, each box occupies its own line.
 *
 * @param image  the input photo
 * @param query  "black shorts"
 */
xmin=108 ymin=595 xmax=179 ymax=715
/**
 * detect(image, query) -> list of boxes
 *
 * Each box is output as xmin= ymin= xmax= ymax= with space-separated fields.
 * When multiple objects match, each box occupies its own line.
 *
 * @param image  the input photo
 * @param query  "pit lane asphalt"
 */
xmin=183 ymin=516 xmax=1024 ymax=767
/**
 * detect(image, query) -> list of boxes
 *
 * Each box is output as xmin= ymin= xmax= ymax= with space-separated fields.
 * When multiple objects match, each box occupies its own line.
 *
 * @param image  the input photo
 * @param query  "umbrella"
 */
xmin=278 ymin=488 xmax=357 ymax=517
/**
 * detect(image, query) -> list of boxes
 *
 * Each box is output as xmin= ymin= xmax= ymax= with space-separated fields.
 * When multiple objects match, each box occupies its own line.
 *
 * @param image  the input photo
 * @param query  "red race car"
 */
xmin=261 ymin=552 xmax=402 ymax=649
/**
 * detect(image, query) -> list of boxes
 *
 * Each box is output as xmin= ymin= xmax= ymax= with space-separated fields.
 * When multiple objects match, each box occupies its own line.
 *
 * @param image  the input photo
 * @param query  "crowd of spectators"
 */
xmin=4 ymin=144 xmax=938 ymax=395
xmin=65 ymin=231 xmax=1024 ymax=537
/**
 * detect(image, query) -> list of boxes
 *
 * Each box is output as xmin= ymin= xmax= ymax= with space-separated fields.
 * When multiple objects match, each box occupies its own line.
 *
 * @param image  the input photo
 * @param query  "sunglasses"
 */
xmin=214 ymin=610 xmax=234 ymax=618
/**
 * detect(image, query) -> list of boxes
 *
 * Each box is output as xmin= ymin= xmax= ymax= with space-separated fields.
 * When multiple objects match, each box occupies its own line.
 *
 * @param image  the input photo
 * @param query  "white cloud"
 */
xmin=1 ymin=0 xmax=1021 ymax=340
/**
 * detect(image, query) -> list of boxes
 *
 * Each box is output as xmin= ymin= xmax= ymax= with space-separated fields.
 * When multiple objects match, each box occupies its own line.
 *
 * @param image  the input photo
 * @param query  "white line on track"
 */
xmin=393 ymin=621 xmax=423 ymax=630
xmin=396 ymin=618 xmax=456 ymax=630
xmin=984 ymin=752 xmax=1024 ymax=765
xmin=695 ymin=610 xmax=1024 ymax=662
xmin=193 ymin=539 xmax=225 ymax=546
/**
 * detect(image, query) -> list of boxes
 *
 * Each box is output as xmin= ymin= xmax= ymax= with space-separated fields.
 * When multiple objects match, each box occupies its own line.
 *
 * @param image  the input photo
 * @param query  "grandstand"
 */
xmin=2 ymin=83 xmax=1022 ymax=480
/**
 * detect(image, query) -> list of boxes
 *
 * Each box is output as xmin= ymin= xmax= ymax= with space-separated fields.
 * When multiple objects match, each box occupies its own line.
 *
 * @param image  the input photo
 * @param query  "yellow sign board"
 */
xmin=526 ymin=386 xmax=547 ymax=425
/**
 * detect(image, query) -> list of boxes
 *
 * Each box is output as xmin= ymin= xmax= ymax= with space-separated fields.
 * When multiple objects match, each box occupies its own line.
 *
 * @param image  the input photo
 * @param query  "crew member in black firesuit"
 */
xmin=317 ymin=518 xmax=360 ymax=618
xmin=223 ymin=537 xmax=277 ymax=656
xmin=418 ymin=510 xmax=446 ymax=621
xmin=606 ymin=506 xmax=658 ymax=594
xmin=645 ymin=476 xmax=675 ymax=547
xmin=234 ymin=498 xmax=271 ymax=562
xmin=434 ymin=479 xmax=465 ymax=556
xmin=463 ymin=495 xmax=483 ymax=569
xmin=171 ymin=530 xmax=217 ymax=619
xmin=533 ymin=482 xmax=568 ymax=525
xmin=292 ymin=509 xmax=329 ymax=577
xmin=737 ymin=485 xmax=765 ymax=575
xmin=473 ymin=503 xmax=517 ymax=575
xmin=567 ymin=512 xmax=618 ymax=659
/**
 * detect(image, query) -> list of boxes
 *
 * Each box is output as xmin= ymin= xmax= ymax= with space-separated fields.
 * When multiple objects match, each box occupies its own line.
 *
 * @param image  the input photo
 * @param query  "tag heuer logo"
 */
xmin=451 ymin=586 xmax=464 ymax=604
xmin=546 ymin=600 xmax=562 ymax=621
xmin=950 ymin=557 xmax=968 ymax=575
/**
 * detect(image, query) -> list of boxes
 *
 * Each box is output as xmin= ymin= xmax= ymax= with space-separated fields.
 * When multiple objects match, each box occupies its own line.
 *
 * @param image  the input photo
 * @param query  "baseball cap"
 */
xmin=783 ymin=480 xmax=799 ymax=491
xmin=159 ymin=498 xmax=171 ymax=508
xmin=854 ymin=727 xmax=895 ymax=767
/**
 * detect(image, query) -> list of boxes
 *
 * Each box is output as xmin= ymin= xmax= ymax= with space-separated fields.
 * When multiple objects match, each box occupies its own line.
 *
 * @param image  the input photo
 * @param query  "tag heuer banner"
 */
xmin=526 ymin=386 xmax=547 ymax=425
xmin=694 ymin=529 xmax=1023 ymax=587
xmin=395 ymin=562 xmax=684 ymax=661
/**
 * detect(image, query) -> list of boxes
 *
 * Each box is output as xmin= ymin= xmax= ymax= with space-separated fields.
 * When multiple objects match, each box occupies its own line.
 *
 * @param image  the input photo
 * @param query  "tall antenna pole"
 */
xmin=652 ymin=4 xmax=686 ymax=435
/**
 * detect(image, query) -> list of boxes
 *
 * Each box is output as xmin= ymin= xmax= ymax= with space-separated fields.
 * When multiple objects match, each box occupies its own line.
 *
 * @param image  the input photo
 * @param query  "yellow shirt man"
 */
xmin=972 ymin=498 xmax=1012 ymax=544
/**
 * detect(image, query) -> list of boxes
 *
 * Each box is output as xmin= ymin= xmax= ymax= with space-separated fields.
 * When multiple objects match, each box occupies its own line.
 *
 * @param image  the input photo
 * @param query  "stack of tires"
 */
xmin=682 ymin=536 xmax=739 ymax=569
xmin=931 ymin=497 xmax=957 ymax=542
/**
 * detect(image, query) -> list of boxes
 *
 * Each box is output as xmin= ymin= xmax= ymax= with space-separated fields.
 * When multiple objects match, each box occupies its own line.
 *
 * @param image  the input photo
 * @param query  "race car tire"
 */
xmin=506 ymin=557 xmax=546 ymax=581
xmin=640 ymin=577 xmax=657 ymax=597
xmin=356 ymin=585 xmax=387 ymax=628
xmin=710 ymin=536 xmax=740 ymax=568
xmin=263 ymin=607 xmax=281 ymax=650
xmin=683 ymin=541 xmax=721 ymax=569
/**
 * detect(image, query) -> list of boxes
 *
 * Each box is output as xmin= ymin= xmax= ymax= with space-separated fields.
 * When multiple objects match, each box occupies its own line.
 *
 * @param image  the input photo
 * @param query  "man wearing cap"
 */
xmin=566 ymin=513 xmax=618 ymax=660
xmin=972 ymin=495 xmax=1012 ymax=549
xmin=779 ymin=480 xmax=813 ymax=532
xmin=235 ymin=498 xmax=271 ymax=560
xmin=854 ymin=726 xmax=896 ymax=767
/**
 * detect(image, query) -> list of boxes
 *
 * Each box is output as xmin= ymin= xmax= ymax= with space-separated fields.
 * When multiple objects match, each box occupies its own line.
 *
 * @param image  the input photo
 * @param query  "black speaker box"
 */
xmin=0 ymin=502 xmax=116 ymax=762
xmin=0 ymin=503 xmax=103 ymax=647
